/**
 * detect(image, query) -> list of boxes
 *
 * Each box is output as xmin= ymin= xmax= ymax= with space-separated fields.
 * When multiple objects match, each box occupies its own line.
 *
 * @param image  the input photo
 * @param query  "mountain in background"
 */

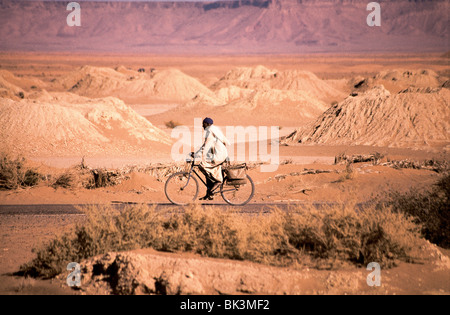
xmin=0 ymin=0 xmax=448 ymax=53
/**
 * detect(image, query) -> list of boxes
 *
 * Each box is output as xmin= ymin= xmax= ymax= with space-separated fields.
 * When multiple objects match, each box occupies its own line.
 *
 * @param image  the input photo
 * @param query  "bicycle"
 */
xmin=165 ymin=153 xmax=255 ymax=206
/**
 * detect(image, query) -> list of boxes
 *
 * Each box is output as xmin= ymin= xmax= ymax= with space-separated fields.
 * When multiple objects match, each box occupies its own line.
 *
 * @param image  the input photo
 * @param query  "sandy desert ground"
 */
xmin=0 ymin=52 xmax=449 ymax=295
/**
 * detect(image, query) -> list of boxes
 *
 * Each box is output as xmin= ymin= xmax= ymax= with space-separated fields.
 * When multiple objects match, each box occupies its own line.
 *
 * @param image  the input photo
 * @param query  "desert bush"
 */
xmin=0 ymin=155 xmax=23 ymax=190
xmin=284 ymin=205 xmax=420 ymax=268
xmin=386 ymin=159 xmax=449 ymax=173
xmin=52 ymin=173 xmax=74 ymax=189
xmin=89 ymin=169 xmax=122 ymax=188
xmin=19 ymin=203 xmax=423 ymax=278
xmin=335 ymin=153 xmax=384 ymax=166
xmin=379 ymin=174 xmax=450 ymax=248
xmin=23 ymin=169 xmax=41 ymax=187
xmin=0 ymin=154 xmax=41 ymax=190
xmin=19 ymin=204 xmax=161 ymax=278
xmin=165 ymin=120 xmax=182 ymax=129
xmin=154 ymin=206 xmax=289 ymax=265
xmin=51 ymin=168 xmax=116 ymax=189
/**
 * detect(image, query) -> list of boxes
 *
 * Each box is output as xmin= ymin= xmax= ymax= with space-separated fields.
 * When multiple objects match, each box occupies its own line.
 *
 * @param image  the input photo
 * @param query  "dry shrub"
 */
xmin=51 ymin=167 xmax=119 ymax=190
xmin=155 ymin=206 xmax=288 ymax=265
xmin=284 ymin=204 xmax=420 ymax=268
xmin=0 ymin=154 xmax=41 ymax=190
xmin=0 ymin=155 xmax=121 ymax=191
xmin=165 ymin=120 xmax=182 ymax=129
xmin=23 ymin=169 xmax=41 ymax=187
xmin=52 ymin=167 xmax=94 ymax=189
xmin=19 ymin=203 xmax=422 ymax=278
xmin=52 ymin=173 xmax=74 ymax=189
xmin=19 ymin=204 xmax=160 ymax=278
xmin=380 ymin=174 xmax=450 ymax=248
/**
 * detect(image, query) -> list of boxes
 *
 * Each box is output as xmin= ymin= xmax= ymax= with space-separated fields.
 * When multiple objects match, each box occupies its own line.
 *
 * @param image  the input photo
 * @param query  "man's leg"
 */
xmin=204 ymin=175 xmax=220 ymax=197
xmin=208 ymin=176 xmax=221 ymax=194
xmin=198 ymin=173 xmax=219 ymax=200
xmin=199 ymin=166 xmax=214 ymax=200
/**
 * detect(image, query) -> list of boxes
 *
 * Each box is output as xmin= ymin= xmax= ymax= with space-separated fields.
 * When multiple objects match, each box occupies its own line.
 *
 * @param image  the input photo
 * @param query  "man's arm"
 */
xmin=194 ymin=129 xmax=210 ymax=157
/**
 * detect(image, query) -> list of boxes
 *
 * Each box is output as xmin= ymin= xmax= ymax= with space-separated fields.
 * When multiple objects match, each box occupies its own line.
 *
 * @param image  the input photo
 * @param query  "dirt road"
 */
xmin=0 ymin=201 xmax=360 ymax=216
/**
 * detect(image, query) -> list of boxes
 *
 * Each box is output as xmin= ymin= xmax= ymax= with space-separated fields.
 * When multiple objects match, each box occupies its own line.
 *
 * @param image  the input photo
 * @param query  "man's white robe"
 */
xmin=200 ymin=125 xmax=230 ymax=182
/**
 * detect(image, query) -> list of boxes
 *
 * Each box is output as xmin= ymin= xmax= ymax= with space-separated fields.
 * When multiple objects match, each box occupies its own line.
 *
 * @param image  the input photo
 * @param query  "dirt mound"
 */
xmin=212 ymin=66 xmax=345 ymax=102
xmin=286 ymin=85 xmax=450 ymax=149
xmin=158 ymin=87 xmax=329 ymax=127
xmin=351 ymin=69 xmax=448 ymax=94
xmin=227 ymin=89 xmax=326 ymax=110
xmin=73 ymin=240 xmax=450 ymax=295
xmin=214 ymin=85 xmax=255 ymax=104
xmin=0 ymin=74 xmax=24 ymax=100
xmin=0 ymin=92 xmax=172 ymax=158
xmin=0 ymin=69 xmax=45 ymax=91
xmin=75 ymin=250 xmax=347 ymax=295
xmin=55 ymin=65 xmax=132 ymax=94
xmin=150 ymin=68 xmax=215 ymax=101
xmin=271 ymin=70 xmax=346 ymax=102
xmin=55 ymin=66 xmax=213 ymax=102
xmin=150 ymin=65 xmax=345 ymax=126
xmin=114 ymin=66 xmax=140 ymax=76
xmin=215 ymin=89 xmax=329 ymax=125
xmin=0 ymin=69 xmax=46 ymax=100
xmin=213 ymin=65 xmax=277 ymax=86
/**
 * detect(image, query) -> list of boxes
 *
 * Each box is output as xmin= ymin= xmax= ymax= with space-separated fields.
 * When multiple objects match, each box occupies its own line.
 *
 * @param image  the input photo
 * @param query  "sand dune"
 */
xmin=0 ymin=91 xmax=171 ymax=157
xmin=178 ymin=88 xmax=329 ymax=126
xmin=0 ymin=74 xmax=24 ymax=100
xmin=149 ymin=68 xmax=215 ymax=101
xmin=147 ymin=65 xmax=347 ymax=126
xmin=3 ymin=61 xmax=449 ymax=156
xmin=0 ymin=69 xmax=48 ymax=100
xmin=55 ymin=65 xmax=214 ymax=102
xmin=351 ymin=69 xmax=449 ymax=94
xmin=286 ymin=85 xmax=450 ymax=149
xmin=0 ymin=70 xmax=45 ymax=91
xmin=211 ymin=66 xmax=346 ymax=102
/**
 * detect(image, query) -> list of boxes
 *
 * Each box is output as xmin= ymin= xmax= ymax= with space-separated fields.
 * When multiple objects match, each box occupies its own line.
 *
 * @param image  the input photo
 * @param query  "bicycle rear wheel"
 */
xmin=165 ymin=172 xmax=199 ymax=206
xmin=221 ymin=175 xmax=255 ymax=206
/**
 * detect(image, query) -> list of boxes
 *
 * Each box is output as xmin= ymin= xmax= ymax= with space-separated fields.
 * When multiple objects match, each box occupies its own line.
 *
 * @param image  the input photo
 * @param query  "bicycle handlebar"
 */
xmin=186 ymin=152 xmax=200 ymax=165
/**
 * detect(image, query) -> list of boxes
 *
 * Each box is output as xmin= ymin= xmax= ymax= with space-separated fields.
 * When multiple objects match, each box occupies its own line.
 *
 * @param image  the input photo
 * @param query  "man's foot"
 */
xmin=199 ymin=195 xmax=214 ymax=201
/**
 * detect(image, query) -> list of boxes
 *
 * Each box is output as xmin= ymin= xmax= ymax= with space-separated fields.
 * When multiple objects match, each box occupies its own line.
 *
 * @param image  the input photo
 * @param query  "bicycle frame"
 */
xmin=165 ymin=154 xmax=254 ymax=206
xmin=182 ymin=159 xmax=205 ymax=190
xmin=182 ymin=156 xmax=235 ymax=194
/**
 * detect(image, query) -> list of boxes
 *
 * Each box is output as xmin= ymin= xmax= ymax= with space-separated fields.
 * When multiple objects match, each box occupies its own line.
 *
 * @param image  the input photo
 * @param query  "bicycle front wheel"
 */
xmin=221 ymin=175 xmax=255 ymax=206
xmin=165 ymin=172 xmax=199 ymax=206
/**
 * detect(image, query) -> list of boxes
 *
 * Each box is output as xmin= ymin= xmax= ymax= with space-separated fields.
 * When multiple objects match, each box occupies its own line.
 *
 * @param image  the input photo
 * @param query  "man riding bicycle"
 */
xmin=165 ymin=118 xmax=254 ymax=206
xmin=196 ymin=117 xmax=230 ymax=201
